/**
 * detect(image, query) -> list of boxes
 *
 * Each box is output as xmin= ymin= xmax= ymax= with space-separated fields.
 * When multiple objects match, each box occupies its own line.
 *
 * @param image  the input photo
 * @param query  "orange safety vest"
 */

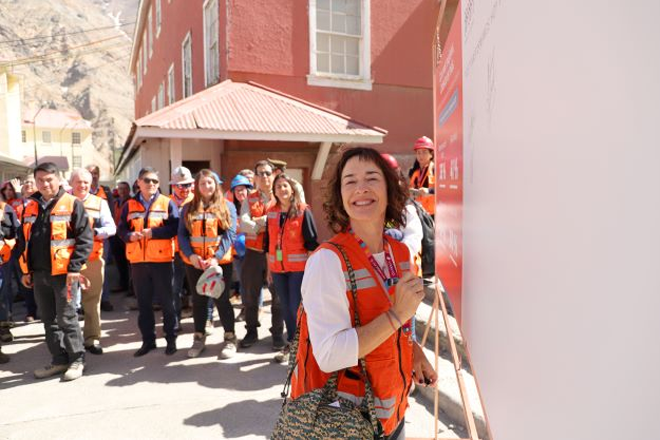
xmin=170 ymin=193 xmax=193 ymax=254
xmin=19 ymin=193 xmax=78 ymax=276
xmin=8 ymin=198 xmax=23 ymax=221
xmin=244 ymin=190 xmax=273 ymax=252
xmin=124 ymin=194 xmax=174 ymax=263
xmin=180 ymin=207 xmax=232 ymax=266
xmin=83 ymin=194 xmax=104 ymax=261
xmin=291 ymin=232 xmax=415 ymax=436
xmin=410 ymin=163 xmax=435 ymax=215
xmin=0 ymin=202 xmax=15 ymax=264
xmin=92 ymin=186 xmax=108 ymax=201
xmin=266 ymin=204 xmax=309 ymax=273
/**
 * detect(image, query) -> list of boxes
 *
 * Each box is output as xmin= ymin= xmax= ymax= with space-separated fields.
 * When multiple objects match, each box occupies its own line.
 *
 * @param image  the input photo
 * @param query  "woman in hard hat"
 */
xmin=264 ymin=173 xmax=319 ymax=363
xmin=408 ymin=136 xmax=435 ymax=217
xmin=177 ymin=169 xmax=237 ymax=359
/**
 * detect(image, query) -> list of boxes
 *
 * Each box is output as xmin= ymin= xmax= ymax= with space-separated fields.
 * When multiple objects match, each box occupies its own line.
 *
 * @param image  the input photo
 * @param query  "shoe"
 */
xmin=85 ymin=342 xmax=103 ymax=355
xmin=165 ymin=340 xmax=177 ymax=355
xmin=239 ymin=330 xmax=259 ymax=348
xmin=235 ymin=308 xmax=246 ymax=322
xmin=272 ymin=335 xmax=286 ymax=351
xmin=187 ymin=334 xmax=206 ymax=358
xmin=62 ymin=359 xmax=85 ymax=381
xmin=0 ymin=328 xmax=13 ymax=343
xmin=219 ymin=332 xmax=238 ymax=359
xmin=100 ymin=301 xmax=114 ymax=312
xmin=34 ymin=363 xmax=68 ymax=379
xmin=25 ymin=315 xmax=35 ymax=323
xmin=134 ymin=342 xmax=157 ymax=357
xmin=0 ymin=350 xmax=9 ymax=364
xmin=274 ymin=344 xmax=290 ymax=364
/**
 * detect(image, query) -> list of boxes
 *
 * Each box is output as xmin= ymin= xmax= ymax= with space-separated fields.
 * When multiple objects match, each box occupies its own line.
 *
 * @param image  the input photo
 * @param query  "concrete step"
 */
xmin=414 ymin=344 xmax=489 ymax=440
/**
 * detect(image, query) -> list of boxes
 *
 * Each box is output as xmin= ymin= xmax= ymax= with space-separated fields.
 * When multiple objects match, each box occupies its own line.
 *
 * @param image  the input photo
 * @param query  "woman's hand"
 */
xmin=391 ymin=271 xmax=425 ymax=323
xmin=412 ymin=342 xmax=438 ymax=387
xmin=129 ymin=232 xmax=143 ymax=242
xmin=190 ymin=254 xmax=203 ymax=270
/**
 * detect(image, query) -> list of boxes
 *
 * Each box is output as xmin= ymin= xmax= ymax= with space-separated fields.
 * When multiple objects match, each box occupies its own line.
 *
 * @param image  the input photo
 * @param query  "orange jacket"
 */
xmin=180 ymin=208 xmax=232 ymax=266
xmin=83 ymin=194 xmax=104 ymax=261
xmin=266 ymin=204 xmax=309 ymax=273
xmin=291 ymin=232 xmax=415 ymax=435
xmin=0 ymin=202 xmax=15 ymax=264
xmin=124 ymin=195 xmax=174 ymax=263
xmin=410 ymin=164 xmax=435 ymax=215
xmin=20 ymin=193 xmax=78 ymax=275
xmin=244 ymin=190 xmax=273 ymax=252
xmin=170 ymin=193 xmax=193 ymax=254
xmin=7 ymin=198 xmax=23 ymax=221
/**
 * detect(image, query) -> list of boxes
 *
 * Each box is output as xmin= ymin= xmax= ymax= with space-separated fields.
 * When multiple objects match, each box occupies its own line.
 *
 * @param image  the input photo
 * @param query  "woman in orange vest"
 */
xmin=177 ymin=169 xmax=237 ymax=359
xmin=117 ymin=167 xmax=180 ymax=357
xmin=264 ymin=173 xmax=318 ymax=363
xmin=290 ymin=147 xmax=437 ymax=439
xmin=408 ymin=135 xmax=435 ymax=217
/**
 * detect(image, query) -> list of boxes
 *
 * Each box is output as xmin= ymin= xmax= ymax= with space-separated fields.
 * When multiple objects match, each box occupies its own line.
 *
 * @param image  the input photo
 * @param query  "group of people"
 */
xmin=0 ymin=136 xmax=437 ymax=440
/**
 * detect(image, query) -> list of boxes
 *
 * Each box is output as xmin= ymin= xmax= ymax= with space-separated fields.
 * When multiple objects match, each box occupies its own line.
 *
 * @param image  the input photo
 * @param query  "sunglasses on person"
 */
xmin=256 ymin=171 xmax=272 ymax=177
xmin=142 ymin=177 xmax=159 ymax=184
xmin=176 ymin=183 xmax=193 ymax=189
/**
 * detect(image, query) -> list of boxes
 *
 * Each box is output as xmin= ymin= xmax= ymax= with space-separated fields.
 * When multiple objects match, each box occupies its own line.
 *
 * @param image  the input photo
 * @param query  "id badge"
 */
xmin=276 ymin=249 xmax=283 ymax=261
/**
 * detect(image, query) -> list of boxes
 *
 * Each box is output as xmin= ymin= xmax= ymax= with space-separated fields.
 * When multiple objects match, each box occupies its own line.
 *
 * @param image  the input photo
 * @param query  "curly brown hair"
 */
xmin=324 ymin=147 xmax=408 ymax=233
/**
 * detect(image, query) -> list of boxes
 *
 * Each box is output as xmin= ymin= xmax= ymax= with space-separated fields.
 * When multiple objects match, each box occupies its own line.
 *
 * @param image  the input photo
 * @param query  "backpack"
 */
xmin=410 ymin=199 xmax=435 ymax=278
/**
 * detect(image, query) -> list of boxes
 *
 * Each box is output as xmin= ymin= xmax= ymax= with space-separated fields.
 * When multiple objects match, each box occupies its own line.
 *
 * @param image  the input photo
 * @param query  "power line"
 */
xmin=0 ymin=21 xmax=135 ymax=46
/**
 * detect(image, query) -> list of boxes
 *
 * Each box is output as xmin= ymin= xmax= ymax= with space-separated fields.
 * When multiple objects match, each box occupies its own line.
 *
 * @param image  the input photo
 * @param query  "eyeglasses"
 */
xmin=142 ymin=178 xmax=159 ymax=185
xmin=256 ymin=171 xmax=272 ymax=177
xmin=176 ymin=183 xmax=193 ymax=189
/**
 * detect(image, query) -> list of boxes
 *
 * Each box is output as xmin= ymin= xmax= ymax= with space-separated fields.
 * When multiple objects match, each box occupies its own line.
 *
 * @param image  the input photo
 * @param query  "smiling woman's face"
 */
xmin=340 ymin=156 xmax=388 ymax=224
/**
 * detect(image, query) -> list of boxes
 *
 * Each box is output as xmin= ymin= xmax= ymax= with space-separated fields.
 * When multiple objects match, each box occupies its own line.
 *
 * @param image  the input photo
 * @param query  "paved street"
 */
xmin=0 ymin=294 xmax=454 ymax=440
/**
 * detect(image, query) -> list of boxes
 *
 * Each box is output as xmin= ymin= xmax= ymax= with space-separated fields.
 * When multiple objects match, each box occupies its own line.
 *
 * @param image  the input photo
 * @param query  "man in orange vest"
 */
xmin=70 ymin=168 xmax=116 ymax=355
xmin=169 ymin=166 xmax=194 ymax=326
xmin=238 ymin=160 xmax=284 ymax=349
xmin=85 ymin=164 xmax=115 ymax=312
xmin=16 ymin=162 xmax=93 ymax=381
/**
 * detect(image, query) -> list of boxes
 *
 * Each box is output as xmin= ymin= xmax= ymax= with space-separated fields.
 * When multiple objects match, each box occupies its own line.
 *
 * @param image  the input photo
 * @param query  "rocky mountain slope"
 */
xmin=0 ymin=0 xmax=139 ymax=176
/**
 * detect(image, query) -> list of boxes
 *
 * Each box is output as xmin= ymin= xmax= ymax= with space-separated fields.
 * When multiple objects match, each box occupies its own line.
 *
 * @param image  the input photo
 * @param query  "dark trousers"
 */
xmin=131 ymin=262 xmax=177 ymax=344
xmin=33 ymin=271 xmax=84 ymax=365
xmin=271 ymin=271 xmax=304 ymax=343
xmin=172 ymin=254 xmax=187 ymax=320
xmin=1 ymin=260 xmax=35 ymax=321
xmin=185 ymin=263 xmax=235 ymax=334
xmin=110 ymin=235 xmax=130 ymax=290
xmin=240 ymin=249 xmax=283 ymax=337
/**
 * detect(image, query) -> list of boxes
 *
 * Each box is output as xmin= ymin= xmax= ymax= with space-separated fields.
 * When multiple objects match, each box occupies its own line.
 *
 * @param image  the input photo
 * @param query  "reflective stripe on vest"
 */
xmin=170 ymin=194 xmax=193 ymax=254
xmin=83 ymin=194 xmax=104 ymax=262
xmin=265 ymin=204 xmax=308 ymax=273
xmin=180 ymin=209 xmax=232 ymax=265
xmin=410 ymin=166 xmax=435 ymax=215
xmin=19 ymin=193 xmax=78 ymax=276
xmin=243 ymin=190 xmax=273 ymax=252
xmin=124 ymin=195 xmax=174 ymax=263
xmin=290 ymin=232 xmax=415 ymax=436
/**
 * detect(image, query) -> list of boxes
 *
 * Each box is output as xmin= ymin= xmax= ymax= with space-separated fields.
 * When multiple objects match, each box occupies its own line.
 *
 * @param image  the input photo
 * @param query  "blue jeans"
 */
xmin=271 ymin=271 xmax=304 ymax=343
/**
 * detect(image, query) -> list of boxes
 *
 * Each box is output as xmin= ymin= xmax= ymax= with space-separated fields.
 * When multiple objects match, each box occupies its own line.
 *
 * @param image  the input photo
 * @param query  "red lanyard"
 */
xmin=416 ymin=165 xmax=430 ymax=188
xmin=348 ymin=228 xmax=399 ymax=301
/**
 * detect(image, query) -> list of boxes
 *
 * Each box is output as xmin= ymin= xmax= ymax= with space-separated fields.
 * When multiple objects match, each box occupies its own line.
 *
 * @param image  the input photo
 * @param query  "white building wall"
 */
xmin=461 ymin=1 xmax=660 ymax=439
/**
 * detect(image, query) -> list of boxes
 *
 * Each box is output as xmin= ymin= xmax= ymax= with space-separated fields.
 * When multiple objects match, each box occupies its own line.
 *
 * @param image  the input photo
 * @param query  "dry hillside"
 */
xmin=0 ymin=0 xmax=138 ymax=177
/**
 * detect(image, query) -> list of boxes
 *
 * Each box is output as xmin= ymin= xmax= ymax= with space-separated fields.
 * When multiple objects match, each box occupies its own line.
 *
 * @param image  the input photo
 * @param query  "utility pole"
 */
xmin=32 ymin=106 xmax=44 ymax=167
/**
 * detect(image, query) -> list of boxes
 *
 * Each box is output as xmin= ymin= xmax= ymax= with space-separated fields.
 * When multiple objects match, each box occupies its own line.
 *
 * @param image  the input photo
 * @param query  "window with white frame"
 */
xmin=182 ymin=32 xmax=193 ymax=98
xmin=148 ymin=6 xmax=153 ymax=58
xmin=167 ymin=64 xmax=175 ymax=105
xmin=158 ymin=82 xmax=165 ymax=109
xmin=21 ymin=130 xmax=26 ymax=143
xmin=151 ymin=96 xmax=156 ymax=113
xmin=156 ymin=0 xmax=162 ymax=37
xmin=72 ymin=155 xmax=82 ymax=168
xmin=309 ymin=0 xmax=371 ymax=90
xmin=42 ymin=131 xmax=51 ymax=144
xmin=72 ymin=132 xmax=81 ymax=144
xmin=204 ymin=0 xmax=220 ymax=86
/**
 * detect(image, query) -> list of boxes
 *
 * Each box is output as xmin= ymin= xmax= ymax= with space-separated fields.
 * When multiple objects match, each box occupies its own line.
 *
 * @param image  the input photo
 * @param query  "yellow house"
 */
xmin=0 ymin=71 xmax=31 ymax=180
xmin=21 ymin=108 xmax=94 ymax=179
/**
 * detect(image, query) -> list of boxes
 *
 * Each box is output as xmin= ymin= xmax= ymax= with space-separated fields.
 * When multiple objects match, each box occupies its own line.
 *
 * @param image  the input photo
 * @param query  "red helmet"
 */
xmin=413 ymin=136 xmax=434 ymax=151
xmin=380 ymin=153 xmax=399 ymax=170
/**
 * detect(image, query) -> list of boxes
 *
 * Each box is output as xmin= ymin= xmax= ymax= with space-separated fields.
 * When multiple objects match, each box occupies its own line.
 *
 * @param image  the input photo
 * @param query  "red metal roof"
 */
xmin=134 ymin=80 xmax=387 ymax=137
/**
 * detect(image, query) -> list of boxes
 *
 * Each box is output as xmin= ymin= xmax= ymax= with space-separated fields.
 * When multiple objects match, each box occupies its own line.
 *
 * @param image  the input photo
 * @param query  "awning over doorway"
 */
xmin=116 ymin=80 xmax=386 ymax=174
